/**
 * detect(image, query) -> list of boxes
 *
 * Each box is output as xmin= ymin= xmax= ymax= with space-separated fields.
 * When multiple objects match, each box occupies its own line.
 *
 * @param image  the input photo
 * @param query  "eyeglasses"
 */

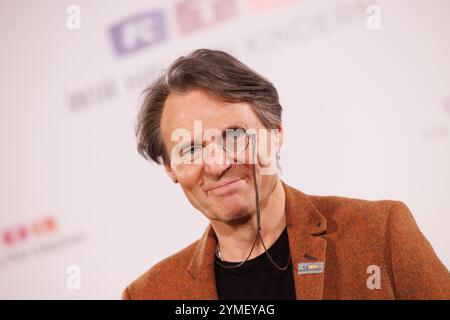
xmin=178 ymin=128 xmax=253 ymax=163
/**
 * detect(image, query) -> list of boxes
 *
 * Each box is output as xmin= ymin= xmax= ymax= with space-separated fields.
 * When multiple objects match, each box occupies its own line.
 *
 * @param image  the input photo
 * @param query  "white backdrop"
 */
xmin=1 ymin=0 xmax=449 ymax=299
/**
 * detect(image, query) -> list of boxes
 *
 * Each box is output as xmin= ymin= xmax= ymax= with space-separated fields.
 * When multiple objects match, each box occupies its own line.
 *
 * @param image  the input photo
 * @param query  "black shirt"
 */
xmin=214 ymin=227 xmax=296 ymax=300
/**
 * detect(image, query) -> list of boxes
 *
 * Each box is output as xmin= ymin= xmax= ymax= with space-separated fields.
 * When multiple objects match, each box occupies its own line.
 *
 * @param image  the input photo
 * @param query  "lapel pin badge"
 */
xmin=298 ymin=261 xmax=324 ymax=274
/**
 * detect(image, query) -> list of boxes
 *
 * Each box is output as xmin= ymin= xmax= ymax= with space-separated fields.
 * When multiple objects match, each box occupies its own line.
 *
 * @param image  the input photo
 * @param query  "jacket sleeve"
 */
xmin=121 ymin=286 xmax=131 ymax=300
xmin=389 ymin=201 xmax=450 ymax=299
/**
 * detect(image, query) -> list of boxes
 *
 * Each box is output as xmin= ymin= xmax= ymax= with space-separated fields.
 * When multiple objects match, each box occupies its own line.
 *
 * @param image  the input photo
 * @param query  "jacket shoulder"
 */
xmin=306 ymin=193 xmax=407 ymax=228
xmin=123 ymin=239 xmax=199 ymax=299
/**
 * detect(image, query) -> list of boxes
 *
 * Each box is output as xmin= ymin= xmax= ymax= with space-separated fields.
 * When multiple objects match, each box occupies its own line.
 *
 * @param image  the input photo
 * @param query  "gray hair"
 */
xmin=136 ymin=49 xmax=283 ymax=165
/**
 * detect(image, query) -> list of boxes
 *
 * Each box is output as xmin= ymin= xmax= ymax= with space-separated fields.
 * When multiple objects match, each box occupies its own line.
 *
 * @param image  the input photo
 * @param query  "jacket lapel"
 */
xmin=187 ymin=224 xmax=219 ymax=299
xmin=187 ymin=180 xmax=328 ymax=300
xmin=283 ymin=181 xmax=328 ymax=300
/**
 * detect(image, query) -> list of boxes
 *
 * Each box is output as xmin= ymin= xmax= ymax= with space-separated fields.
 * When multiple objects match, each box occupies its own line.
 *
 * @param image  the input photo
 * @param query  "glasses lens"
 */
xmin=224 ymin=129 xmax=249 ymax=155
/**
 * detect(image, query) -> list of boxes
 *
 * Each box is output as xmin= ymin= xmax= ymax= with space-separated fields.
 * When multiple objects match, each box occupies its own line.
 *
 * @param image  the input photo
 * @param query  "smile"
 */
xmin=206 ymin=177 xmax=246 ymax=196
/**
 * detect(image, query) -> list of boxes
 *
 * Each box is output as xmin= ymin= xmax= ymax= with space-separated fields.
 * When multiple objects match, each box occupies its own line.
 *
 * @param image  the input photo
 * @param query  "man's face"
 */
xmin=160 ymin=89 xmax=281 ymax=225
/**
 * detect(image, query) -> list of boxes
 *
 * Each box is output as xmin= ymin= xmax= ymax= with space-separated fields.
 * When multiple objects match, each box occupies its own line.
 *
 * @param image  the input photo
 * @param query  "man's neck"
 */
xmin=210 ymin=178 xmax=286 ymax=262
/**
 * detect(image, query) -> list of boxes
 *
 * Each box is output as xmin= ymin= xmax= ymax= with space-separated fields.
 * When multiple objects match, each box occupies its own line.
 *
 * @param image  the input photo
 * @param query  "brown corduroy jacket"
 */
xmin=122 ymin=181 xmax=450 ymax=299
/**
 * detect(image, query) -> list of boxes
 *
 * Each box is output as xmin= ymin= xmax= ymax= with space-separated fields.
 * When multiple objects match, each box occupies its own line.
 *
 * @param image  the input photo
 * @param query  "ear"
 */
xmin=164 ymin=162 xmax=178 ymax=184
xmin=274 ymin=124 xmax=283 ymax=152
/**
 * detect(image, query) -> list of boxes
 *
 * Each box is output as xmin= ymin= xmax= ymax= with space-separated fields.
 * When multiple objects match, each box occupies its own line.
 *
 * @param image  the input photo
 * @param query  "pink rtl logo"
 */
xmin=176 ymin=0 xmax=238 ymax=35
xmin=247 ymin=0 xmax=296 ymax=12
xmin=1 ymin=216 xmax=57 ymax=248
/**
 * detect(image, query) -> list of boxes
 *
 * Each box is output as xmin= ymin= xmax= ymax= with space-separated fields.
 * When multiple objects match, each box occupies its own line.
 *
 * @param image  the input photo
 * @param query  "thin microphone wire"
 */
xmin=214 ymin=134 xmax=291 ymax=271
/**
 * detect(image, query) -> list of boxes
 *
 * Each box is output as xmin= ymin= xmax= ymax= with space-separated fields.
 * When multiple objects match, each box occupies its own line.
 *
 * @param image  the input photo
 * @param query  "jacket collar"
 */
xmin=187 ymin=180 xmax=328 ymax=299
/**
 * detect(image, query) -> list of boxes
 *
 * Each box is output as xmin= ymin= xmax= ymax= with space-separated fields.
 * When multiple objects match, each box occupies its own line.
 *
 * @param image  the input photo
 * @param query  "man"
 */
xmin=122 ymin=49 xmax=449 ymax=299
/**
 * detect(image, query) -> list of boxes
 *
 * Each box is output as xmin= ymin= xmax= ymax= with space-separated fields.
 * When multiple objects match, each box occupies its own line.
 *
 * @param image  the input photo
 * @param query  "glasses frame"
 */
xmin=180 ymin=130 xmax=256 ymax=165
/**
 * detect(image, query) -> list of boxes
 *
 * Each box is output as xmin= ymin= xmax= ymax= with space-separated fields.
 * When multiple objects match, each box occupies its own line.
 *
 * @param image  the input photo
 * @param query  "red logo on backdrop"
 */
xmin=247 ymin=0 xmax=295 ymax=12
xmin=1 ymin=216 xmax=57 ymax=248
xmin=176 ymin=0 xmax=238 ymax=34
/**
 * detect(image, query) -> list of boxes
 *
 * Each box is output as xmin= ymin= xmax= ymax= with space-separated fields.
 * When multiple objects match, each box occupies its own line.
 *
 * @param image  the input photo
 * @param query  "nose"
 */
xmin=203 ymin=143 xmax=232 ymax=177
